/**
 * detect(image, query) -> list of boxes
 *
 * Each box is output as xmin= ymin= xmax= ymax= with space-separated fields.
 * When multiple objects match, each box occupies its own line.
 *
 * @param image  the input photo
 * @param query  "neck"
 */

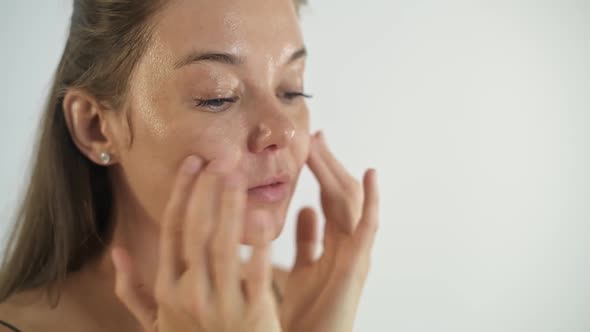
xmin=67 ymin=180 xmax=162 ymax=331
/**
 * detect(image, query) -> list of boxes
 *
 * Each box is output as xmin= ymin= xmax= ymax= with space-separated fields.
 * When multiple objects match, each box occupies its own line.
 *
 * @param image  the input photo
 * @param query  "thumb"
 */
xmin=294 ymin=207 xmax=319 ymax=268
xmin=111 ymin=247 xmax=158 ymax=332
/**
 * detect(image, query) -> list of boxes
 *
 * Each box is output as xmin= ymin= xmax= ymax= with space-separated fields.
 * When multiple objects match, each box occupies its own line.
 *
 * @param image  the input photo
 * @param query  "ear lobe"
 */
xmin=62 ymin=89 xmax=116 ymax=165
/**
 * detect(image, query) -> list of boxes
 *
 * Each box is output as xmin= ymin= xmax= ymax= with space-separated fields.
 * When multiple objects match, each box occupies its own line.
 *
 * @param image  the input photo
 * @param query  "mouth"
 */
xmin=247 ymin=174 xmax=291 ymax=203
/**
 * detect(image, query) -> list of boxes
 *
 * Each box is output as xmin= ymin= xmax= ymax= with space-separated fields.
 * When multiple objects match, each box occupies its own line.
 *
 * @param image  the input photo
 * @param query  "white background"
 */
xmin=1 ymin=1 xmax=589 ymax=331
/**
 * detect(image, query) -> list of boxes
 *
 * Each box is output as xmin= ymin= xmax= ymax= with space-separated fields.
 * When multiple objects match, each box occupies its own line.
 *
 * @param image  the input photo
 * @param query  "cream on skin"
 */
xmin=112 ymin=0 xmax=309 ymax=240
xmin=104 ymin=0 xmax=310 ymax=300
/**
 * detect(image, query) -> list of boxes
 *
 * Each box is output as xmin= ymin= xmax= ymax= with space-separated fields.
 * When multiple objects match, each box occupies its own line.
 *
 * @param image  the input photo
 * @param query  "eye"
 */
xmin=194 ymin=97 xmax=239 ymax=112
xmin=279 ymin=91 xmax=313 ymax=103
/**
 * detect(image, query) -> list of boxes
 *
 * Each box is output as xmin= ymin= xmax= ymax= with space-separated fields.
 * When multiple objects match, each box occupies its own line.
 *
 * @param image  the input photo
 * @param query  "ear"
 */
xmin=62 ymin=88 xmax=119 ymax=166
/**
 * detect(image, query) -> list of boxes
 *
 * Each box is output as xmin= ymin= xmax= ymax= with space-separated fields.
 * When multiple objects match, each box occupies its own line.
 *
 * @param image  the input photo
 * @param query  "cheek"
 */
xmin=121 ymin=106 xmax=248 ymax=222
xmin=164 ymin=118 xmax=249 ymax=177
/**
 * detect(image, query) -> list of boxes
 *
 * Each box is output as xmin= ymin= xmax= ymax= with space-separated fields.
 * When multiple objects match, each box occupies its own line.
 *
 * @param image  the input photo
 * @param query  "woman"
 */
xmin=0 ymin=0 xmax=379 ymax=331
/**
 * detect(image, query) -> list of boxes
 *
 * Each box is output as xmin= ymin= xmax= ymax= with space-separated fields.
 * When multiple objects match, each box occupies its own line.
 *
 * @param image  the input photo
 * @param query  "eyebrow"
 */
xmin=173 ymin=46 xmax=307 ymax=69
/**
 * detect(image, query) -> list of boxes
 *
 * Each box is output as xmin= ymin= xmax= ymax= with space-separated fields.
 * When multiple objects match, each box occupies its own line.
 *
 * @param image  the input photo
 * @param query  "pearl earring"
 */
xmin=100 ymin=152 xmax=111 ymax=164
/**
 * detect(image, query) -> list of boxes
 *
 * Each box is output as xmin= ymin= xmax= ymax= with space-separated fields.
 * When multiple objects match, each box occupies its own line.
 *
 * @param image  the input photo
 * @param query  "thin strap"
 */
xmin=0 ymin=320 xmax=22 ymax=332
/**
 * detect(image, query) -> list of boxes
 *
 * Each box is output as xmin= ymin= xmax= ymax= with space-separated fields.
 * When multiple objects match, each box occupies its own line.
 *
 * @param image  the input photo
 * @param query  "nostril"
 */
xmin=265 ymin=144 xmax=279 ymax=152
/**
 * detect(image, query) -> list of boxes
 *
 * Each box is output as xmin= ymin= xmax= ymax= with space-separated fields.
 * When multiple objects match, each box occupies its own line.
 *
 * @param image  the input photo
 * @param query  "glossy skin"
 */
xmin=112 ymin=0 xmax=310 ymax=245
xmin=0 ymin=1 xmax=380 ymax=331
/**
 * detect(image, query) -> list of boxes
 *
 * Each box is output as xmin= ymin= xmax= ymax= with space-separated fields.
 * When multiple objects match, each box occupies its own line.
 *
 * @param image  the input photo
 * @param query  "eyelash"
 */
xmin=195 ymin=97 xmax=239 ymax=108
xmin=195 ymin=92 xmax=312 ymax=112
xmin=282 ymin=92 xmax=313 ymax=100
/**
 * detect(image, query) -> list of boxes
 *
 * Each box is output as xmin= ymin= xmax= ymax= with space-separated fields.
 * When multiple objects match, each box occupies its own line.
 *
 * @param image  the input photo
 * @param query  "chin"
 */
xmin=240 ymin=206 xmax=288 ymax=246
xmin=240 ymin=171 xmax=298 ymax=245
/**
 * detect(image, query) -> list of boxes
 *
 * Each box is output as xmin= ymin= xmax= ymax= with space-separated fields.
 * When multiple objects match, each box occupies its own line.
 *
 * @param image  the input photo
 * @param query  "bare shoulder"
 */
xmin=0 ymin=301 xmax=28 ymax=332
xmin=0 ymin=291 xmax=51 ymax=332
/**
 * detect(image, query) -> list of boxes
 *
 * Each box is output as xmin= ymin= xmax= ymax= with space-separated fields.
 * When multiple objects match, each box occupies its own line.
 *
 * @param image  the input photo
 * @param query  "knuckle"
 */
xmin=342 ymin=178 xmax=362 ymax=197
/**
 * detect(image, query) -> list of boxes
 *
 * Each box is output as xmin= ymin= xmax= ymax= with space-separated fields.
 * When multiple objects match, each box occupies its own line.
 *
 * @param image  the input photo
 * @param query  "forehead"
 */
xmin=149 ymin=0 xmax=304 ymax=66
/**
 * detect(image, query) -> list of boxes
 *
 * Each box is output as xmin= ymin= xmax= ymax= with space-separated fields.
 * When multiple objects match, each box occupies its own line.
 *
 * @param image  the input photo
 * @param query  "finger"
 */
xmin=210 ymin=173 xmax=246 ymax=305
xmin=307 ymin=132 xmax=363 ymax=234
xmin=183 ymin=167 xmax=224 ymax=298
xmin=314 ymin=131 xmax=357 ymax=188
xmin=184 ymin=170 xmax=222 ymax=259
xmin=316 ymin=132 xmax=364 ymax=229
xmin=159 ymin=155 xmax=204 ymax=285
xmin=307 ymin=131 xmax=339 ymax=192
xmin=244 ymin=213 xmax=274 ymax=304
xmin=294 ymin=207 xmax=319 ymax=267
xmin=112 ymin=247 xmax=157 ymax=332
xmin=245 ymin=243 xmax=272 ymax=304
xmin=354 ymin=169 xmax=380 ymax=252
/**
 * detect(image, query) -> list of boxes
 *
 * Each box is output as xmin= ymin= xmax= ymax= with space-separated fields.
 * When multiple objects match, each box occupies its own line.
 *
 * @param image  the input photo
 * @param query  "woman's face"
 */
xmin=113 ymin=0 xmax=310 ymax=244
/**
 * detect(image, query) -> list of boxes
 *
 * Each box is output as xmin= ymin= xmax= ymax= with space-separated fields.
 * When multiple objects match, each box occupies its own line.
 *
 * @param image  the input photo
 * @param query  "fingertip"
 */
xmin=364 ymin=168 xmax=378 ymax=190
xmin=181 ymin=155 xmax=204 ymax=175
xmin=316 ymin=130 xmax=325 ymax=141
xmin=364 ymin=167 xmax=376 ymax=177
xmin=309 ymin=130 xmax=325 ymax=150
xmin=298 ymin=206 xmax=316 ymax=217
xmin=296 ymin=207 xmax=318 ymax=242
xmin=297 ymin=206 xmax=317 ymax=227
xmin=358 ymin=169 xmax=380 ymax=244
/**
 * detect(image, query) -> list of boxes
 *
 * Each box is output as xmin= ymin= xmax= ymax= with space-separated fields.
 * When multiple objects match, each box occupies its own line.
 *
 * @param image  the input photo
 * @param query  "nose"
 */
xmin=247 ymin=101 xmax=296 ymax=154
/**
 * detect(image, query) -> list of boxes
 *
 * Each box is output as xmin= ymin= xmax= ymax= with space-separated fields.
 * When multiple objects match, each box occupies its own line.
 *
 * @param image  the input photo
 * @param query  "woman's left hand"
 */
xmin=279 ymin=132 xmax=380 ymax=332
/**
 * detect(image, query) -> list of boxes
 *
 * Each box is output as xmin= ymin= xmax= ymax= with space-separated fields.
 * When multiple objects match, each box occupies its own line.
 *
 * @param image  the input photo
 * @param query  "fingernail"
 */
xmin=181 ymin=155 xmax=203 ymax=175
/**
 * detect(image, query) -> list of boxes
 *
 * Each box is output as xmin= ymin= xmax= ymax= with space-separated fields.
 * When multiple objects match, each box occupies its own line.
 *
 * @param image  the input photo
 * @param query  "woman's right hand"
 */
xmin=110 ymin=156 xmax=282 ymax=332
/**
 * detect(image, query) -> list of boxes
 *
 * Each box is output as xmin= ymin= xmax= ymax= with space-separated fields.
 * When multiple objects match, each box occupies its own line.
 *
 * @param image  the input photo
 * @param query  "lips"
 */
xmin=247 ymin=174 xmax=290 ymax=203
